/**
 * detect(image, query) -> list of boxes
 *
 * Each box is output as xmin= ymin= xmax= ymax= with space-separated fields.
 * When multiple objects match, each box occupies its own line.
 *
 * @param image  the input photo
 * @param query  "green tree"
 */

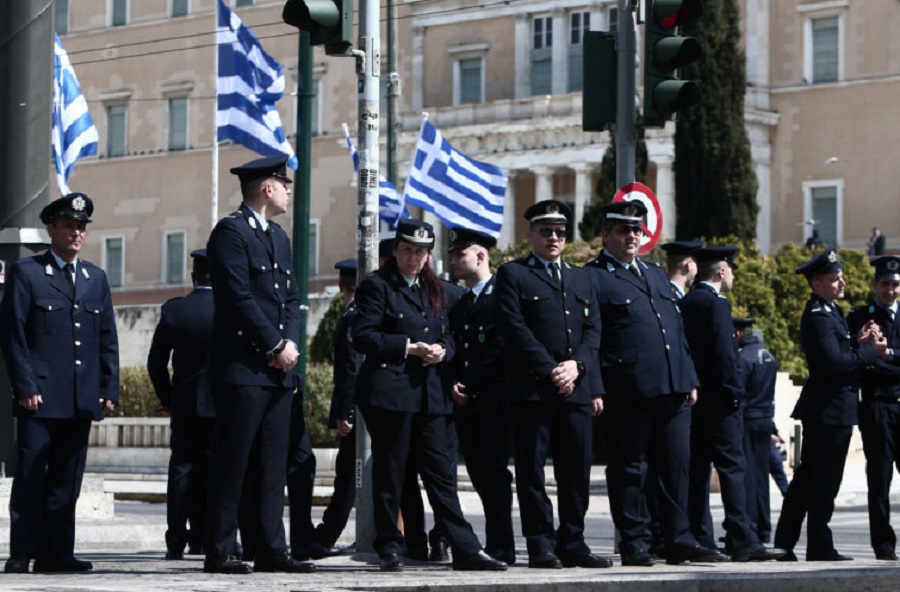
xmin=578 ymin=137 xmax=649 ymax=241
xmin=309 ymin=293 xmax=344 ymax=364
xmin=674 ymin=0 xmax=758 ymax=241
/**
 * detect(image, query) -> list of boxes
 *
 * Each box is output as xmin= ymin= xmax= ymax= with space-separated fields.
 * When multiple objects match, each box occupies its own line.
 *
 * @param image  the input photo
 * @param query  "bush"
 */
xmin=309 ymin=294 xmax=345 ymax=365
xmin=113 ymin=366 xmax=164 ymax=417
xmin=304 ymin=363 xmax=339 ymax=448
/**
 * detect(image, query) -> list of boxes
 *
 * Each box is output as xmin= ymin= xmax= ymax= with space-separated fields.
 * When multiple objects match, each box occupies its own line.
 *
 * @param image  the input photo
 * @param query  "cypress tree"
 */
xmin=674 ymin=0 xmax=758 ymax=241
xmin=579 ymin=137 xmax=649 ymax=241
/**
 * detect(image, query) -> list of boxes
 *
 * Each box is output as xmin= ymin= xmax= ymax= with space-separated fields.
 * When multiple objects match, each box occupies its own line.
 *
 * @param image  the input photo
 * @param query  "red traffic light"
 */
xmin=653 ymin=0 xmax=702 ymax=29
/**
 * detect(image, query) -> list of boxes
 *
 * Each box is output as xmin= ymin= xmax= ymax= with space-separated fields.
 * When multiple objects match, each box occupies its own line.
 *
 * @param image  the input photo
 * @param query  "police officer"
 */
xmin=495 ymin=200 xmax=611 ymax=569
xmin=660 ymin=240 xmax=703 ymax=299
xmin=0 ymin=193 xmax=119 ymax=574
xmin=847 ymin=255 xmax=900 ymax=560
xmin=203 ymin=155 xmax=314 ymax=574
xmin=774 ymin=249 xmax=889 ymax=561
xmin=147 ymin=249 xmax=216 ymax=560
xmin=584 ymin=202 xmax=723 ymax=566
xmin=733 ymin=317 xmax=779 ymax=544
xmin=681 ymin=247 xmax=784 ymax=561
xmin=313 ymin=259 xmax=360 ymax=550
xmin=447 ymin=226 xmax=515 ymax=565
xmin=352 ymin=219 xmax=505 ymax=573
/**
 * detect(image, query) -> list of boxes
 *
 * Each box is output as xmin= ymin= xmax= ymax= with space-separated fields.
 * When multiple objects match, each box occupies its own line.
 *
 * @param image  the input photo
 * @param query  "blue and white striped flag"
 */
xmin=342 ymin=125 xmax=408 ymax=229
xmin=52 ymin=33 xmax=99 ymax=196
xmin=402 ymin=121 xmax=506 ymax=238
xmin=216 ymin=0 xmax=297 ymax=169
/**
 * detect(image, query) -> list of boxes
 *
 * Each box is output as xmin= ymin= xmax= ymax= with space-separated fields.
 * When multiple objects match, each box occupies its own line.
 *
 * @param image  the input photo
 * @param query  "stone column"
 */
xmin=533 ymin=166 xmax=554 ymax=203
xmin=551 ymin=11 xmax=567 ymax=94
xmin=572 ymin=163 xmax=594 ymax=243
xmin=500 ymin=171 xmax=517 ymax=249
xmin=514 ymin=15 xmax=529 ymax=100
xmin=654 ymin=156 xmax=676 ymax=240
xmin=411 ymin=26 xmax=425 ymax=111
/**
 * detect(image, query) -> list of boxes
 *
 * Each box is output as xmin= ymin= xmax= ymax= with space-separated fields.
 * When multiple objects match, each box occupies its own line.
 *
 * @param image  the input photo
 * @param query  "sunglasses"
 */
xmin=536 ymin=228 xmax=567 ymax=239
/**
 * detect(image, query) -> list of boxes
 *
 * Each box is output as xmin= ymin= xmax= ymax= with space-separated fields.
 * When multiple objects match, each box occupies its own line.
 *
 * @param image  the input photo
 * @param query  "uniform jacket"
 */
xmin=449 ymin=275 xmax=510 ymax=414
xmin=792 ymin=294 xmax=877 ymax=425
xmin=847 ymin=300 xmax=900 ymax=398
xmin=495 ymin=254 xmax=601 ymax=405
xmin=738 ymin=336 xmax=778 ymax=419
xmin=352 ymin=269 xmax=455 ymax=414
xmin=0 ymin=251 xmax=119 ymax=419
xmin=206 ymin=203 xmax=300 ymax=388
xmin=147 ymin=287 xmax=215 ymax=418
xmin=680 ymin=282 xmax=744 ymax=412
xmin=328 ymin=300 xmax=359 ymax=428
xmin=585 ymin=253 xmax=698 ymax=402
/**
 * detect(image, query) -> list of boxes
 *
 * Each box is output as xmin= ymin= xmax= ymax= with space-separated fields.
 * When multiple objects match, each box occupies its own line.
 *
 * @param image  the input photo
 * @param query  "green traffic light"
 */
xmin=652 ymin=37 xmax=701 ymax=71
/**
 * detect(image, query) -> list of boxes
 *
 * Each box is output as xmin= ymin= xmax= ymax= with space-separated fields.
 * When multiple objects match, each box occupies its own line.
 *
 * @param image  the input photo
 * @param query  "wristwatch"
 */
xmin=575 ymin=360 xmax=586 ymax=377
xmin=268 ymin=339 xmax=288 ymax=361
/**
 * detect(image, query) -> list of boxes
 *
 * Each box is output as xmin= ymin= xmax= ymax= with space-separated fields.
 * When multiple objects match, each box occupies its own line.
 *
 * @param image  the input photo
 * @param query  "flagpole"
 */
xmin=211 ymin=7 xmax=220 ymax=230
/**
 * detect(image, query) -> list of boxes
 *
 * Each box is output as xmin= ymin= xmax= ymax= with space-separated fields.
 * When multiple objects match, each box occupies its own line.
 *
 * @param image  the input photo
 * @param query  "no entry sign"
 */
xmin=612 ymin=182 xmax=663 ymax=254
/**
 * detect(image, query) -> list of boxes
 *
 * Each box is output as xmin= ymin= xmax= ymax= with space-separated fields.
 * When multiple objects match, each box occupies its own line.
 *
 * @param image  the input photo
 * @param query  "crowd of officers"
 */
xmin=4 ymin=156 xmax=900 ymax=575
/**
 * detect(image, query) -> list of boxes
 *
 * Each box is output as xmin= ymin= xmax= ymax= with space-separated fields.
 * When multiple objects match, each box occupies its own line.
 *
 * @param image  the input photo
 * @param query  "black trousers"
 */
xmin=743 ymin=416 xmax=774 ymax=542
xmin=286 ymin=393 xmax=316 ymax=552
xmin=361 ymin=405 xmax=481 ymax=558
xmin=514 ymin=400 xmax=592 ymax=558
xmin=9 ymin=417 xmax=91 ymax=559
xmin=859 ymin=400 xmax=900 ymax=556
xmin=604 ymin=395 xmax=696 ymax=555
xmin=689 ymin=407 xmax=757 ymax=551
xmin=456 ymin=411 xmax=515 ymax=555
xmin=166 ymin=414 xmax=215 ymax=552
xmin=774 ymin=423 xmax=852 ymax=556
xmin=206 ymin=384 xmax=291 ymax=559
xmin=315 ymin=426 xmax=356 ymax=548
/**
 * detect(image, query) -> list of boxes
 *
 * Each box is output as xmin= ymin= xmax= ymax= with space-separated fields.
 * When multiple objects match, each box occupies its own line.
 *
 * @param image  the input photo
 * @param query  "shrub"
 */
xmin=309 ymin=294 xmax=345 ymax=365
xmin=305 ymin=363 xmax=339 ymax=448
xmin=113 ymin=366 xmax=164 ymax=417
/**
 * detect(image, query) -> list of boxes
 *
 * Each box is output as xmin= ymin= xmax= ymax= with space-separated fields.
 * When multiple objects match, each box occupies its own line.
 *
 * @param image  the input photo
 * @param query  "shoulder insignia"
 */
xmin=527 ymin=257 xmax=536 ymax=267
xmin=606 ymin=262 xmax=616 ymax=273
xmin=248 ymin=216 xmax=257 ymax=230
xmin=563 ymin=261 xmax=572 ymax=270
xmin=485 ymin=283 xmax=494 ymax=295
xmin=810 ymin=306 xmax=823 ymax=313
xmin=45 ymin=264 xmax=53 ymax=276
xmin=81 ymin=266 xmax=90 ymax=279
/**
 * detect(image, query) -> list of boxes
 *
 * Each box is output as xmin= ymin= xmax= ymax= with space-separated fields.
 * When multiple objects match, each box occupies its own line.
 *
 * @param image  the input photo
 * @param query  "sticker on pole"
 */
xmin=612 ymin=182 xmax=663 ymax=254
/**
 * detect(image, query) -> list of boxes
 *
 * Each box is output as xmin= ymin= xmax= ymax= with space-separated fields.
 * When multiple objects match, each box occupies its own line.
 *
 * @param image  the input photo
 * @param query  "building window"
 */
xmin=103 ymin=236 xmax=125 ymax=288
xmin=455 ymin=58 xmax=484 ymax=105
xmin=568 ymin=11 xmax=590 ymax=92
xmin=111 ymin=0 xmax=128 ymax=27
xmin=168 ymin=97 xmax=188 ymax=151
xmin=164 ymin=231 xmax=186 ymax=285
xmin=804 ymin=180 xmax=842 ymax=249
xmin=811 ymin=16 xmax=839 ymax=83
xmin=309 ymin=219 xmax=320 ymax=276
xmin=608 ymin=7 xmax=617 ymax=32
xmin=531 ymin=16 xmax=553 ymax=96
xmin=106 ymin=104 xmax=127 ymax=157
xmin=172 ymin=0 xmax=189 ymax=17
xmin=55 ymin=0 xmax=69 ymax=35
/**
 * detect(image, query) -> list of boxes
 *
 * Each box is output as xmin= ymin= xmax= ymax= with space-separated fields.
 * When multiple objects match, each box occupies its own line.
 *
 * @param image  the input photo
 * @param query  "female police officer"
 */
xmin=352 ymin=219 xmax=505 ymax=573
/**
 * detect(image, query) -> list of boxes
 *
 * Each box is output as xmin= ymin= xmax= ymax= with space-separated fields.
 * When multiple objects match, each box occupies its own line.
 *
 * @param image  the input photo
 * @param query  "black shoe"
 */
xmin=4 ymin=556 xmax=29 ymax=574
xmin=430 ymin=539 xmax=450 ymax=562
xmin=621 ymin=551 xmax=655 ymax=567
xmin=203 ymin=554 xmax=252 ymax=574
xmin=404 ymin=546 xmax=429 ymax=562
xmin=561 ymin=553 xmax=614 ymax=568
xmin=731 ymin=544 xmax=788 ymax=562
xmin=254 ymin=552 xmax=316 ymax=573
xmin=292 ymin=543 xmax=338 ymax=561
xmin=486 ymin=549 xmax=517 ymax=565
xmin=666 ymin=544 xmax=727 ymax=565
xmin=165 ymin=549 xmax=185 ymax=560
xmin=380 ymin=552 xmax=405 ymax=572
xmin=876 ymin=552 xmax=899 ymax=561
xmin=807 ymin=551 xmax=853 ymax=562
xmin=528 ymin=552 xmax=563 ymax=569
xmin=777 ymin=550 xmax=798 ymax=562
xmin=32 ymin=556 xmax=93 ymax=572
xmin=186 ymin=544 xmax=203 ymax=555
xmin=452 ymin=550 xmax=508 ymax=571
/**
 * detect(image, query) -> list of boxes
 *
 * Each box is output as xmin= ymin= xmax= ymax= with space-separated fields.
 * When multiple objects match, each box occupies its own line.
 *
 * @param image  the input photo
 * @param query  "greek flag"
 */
xmin=216 ymin=0 xmax=297 ymax=169
xmin=52 ymin=34 xmax=99 ymax=196
xmin=343 ymin=125 xmax=408 ymax=228
xmin=403 ymin=121 xmax=506 ymax=238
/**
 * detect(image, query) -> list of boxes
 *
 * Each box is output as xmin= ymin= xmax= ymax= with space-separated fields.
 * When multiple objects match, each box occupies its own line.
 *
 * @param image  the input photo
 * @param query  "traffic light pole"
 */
xmin=353 ymin=0 xmax=380 ymax=553
xmin=615 ymin=0 xmax=637 ymax=187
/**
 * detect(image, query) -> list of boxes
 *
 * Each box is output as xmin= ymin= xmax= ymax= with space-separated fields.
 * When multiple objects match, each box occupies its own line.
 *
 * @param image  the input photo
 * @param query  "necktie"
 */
xmin=549 ymin=262 xmax=561 ymax=286
xmin=628 ymin=263 xmax=647 ymax=288
xmin=65 ymin=263 xmax=76 ymax=293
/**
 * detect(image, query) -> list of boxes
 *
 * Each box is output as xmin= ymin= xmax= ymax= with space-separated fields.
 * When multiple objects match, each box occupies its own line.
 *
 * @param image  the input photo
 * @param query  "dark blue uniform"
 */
xmin=495 ymin=254 xmax=600 ymax=561
xmin=774 ymin=294 xmax=877 ymax=558
xmin=737 ymin=335 xmax=779 ymax=543
xmin=314 ymin=300 xmax=359 ymax=549
xmin=0 ymin=252 xmax=118 ymax=562
xmin=147 ymin=286 xmax=216 ymax=556
xmin=449 ymin=275 xmax=514 ymax=559
xmin=585 ymin=253 xmax=700 ymax=557
xmin=681 ymin=283 xmax=757 ymax=552
xmin=352 ymin=269 xmax=482 ymax=559
xmin=848 ymin=301 xmax=900 ymax=558
xmin=205 ymin=203 xmax=300 ymax=560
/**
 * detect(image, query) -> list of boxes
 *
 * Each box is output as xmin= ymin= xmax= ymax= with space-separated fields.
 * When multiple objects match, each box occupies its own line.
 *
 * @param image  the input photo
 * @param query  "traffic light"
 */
xmin=582 ymin=32 xmax=617 ymax=132
xmin=282 ymin=0 xmax=353 ymax=56
xmin=642 ymin=0 xmax=702 ymax=127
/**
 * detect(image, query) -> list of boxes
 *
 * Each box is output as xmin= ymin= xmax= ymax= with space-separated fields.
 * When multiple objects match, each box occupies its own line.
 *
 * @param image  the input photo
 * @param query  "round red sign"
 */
xmin=612 ymin=182 xmax=663 ymax=255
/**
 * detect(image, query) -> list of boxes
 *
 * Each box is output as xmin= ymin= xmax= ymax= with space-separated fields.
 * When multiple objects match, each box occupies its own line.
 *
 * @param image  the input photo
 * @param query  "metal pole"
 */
xmin=386 ymin=0 xmax=400 ymax=187
xmin=292 ymin=32 xmax=312 ymax=379
xmin=615 ymin=0 xmax=637 ymax=186
xmin=353 ymin=0 xmax=380 ymax=552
